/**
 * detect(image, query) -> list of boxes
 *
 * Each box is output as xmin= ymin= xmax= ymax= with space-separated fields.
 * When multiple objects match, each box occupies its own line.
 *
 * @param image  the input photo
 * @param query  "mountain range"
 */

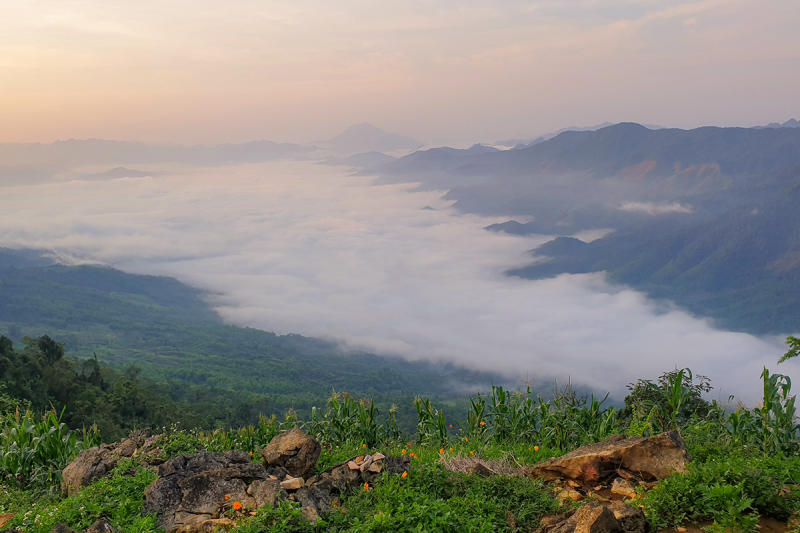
xmin=350 ymin=122 xmax=800 ymax=335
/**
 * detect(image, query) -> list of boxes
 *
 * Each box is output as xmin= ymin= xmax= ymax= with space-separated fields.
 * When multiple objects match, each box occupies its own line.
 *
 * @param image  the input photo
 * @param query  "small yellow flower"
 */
xmin=469 ymin=451 xmax=475 ymax=456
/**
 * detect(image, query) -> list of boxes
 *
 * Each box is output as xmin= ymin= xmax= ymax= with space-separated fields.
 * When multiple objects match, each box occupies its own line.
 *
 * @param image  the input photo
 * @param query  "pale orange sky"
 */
xmin=1 ymin=0 xmax=798 ymax=145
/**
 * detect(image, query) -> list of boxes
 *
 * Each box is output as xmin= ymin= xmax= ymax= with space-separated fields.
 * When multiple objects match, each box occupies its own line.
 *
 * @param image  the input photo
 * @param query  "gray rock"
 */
xmin=259 ymin=428 xmax=321 ymax=478
xmin=144 ymin=451 xmax=272 ymax=533
xmin=83 ymin=518 xmax=119 ymax=533
xmin=61 ymin=430 xmax=162 ymax=495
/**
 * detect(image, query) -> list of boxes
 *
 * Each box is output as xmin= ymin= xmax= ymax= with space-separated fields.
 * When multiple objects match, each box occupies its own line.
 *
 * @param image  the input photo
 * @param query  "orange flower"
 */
xmin=407 ymin=442 xmax=412 ymax=446
xmin=401 ymin=471 xmax=408 ymax=478
xmin=449 ymin=447 xmax=454 ymax=452
xmin=363 ymin=482 xmax=369 ymax=491
xmin=249 ymin=451 xmax=253 ymax=456
xmin=469 ymin=451 xmax=475 ymax=456
xmin=401 ymin=448 xmax=406 ymax=454
xmin=224 ymin=494 xmax=230 ymax=500
xmin=233 ymin=501 xmax=243 ymax=511
xmin=464 ymin=437 xmax=469 ymax=443
xmin=439 ymin=448 xmax=444 ymax=454
xmin=362 ymin=443 xmax=367 ymax=448
xmin=534 ymin=445 xmax=540 ymax=452
xmin=449 ymin=424 xmax=453 ymax=428
xmin=480 ymin=420 xmax=486 ymax=426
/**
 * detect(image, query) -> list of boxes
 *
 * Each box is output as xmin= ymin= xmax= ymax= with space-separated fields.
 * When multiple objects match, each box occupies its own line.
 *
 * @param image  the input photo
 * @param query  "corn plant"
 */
xmin=486 ymin=386 xmax=540 ymax=444
xmin=0 ymin=408 xmax=99 ymax=490
xmin=465 ymin=393 xmax=488 ymax=443
xmin=414 ymin=397 xmax=448 ymax=446
xmin=310 ymin=391 xmax=393 ymax=447
xmin=757 ymin=368 xmax=799 ymax=455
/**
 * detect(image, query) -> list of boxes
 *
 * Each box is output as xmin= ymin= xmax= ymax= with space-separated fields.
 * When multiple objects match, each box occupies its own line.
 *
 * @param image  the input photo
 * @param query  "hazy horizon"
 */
xmin=2 ymin=1 xmax=798 ymax=145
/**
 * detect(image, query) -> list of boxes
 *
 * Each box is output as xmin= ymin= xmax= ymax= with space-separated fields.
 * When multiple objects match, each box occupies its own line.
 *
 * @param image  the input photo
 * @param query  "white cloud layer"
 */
xmin=619 ymin=201 xmax=693 ymax=215
xmin=0 ymin=161 xmax=791 ymax=401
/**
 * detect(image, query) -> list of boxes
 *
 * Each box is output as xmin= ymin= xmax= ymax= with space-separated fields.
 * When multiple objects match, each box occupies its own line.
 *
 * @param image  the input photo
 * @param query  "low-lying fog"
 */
xmin=0 ymin=161 xmax=790 ymax=401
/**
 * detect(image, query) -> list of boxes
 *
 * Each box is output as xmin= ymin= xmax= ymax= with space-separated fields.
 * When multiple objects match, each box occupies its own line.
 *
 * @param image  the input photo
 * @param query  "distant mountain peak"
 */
xmin=323 ymin=123 xmax=421 ymax=155
xmin=758 ymin=118 xmax=800 ymax=129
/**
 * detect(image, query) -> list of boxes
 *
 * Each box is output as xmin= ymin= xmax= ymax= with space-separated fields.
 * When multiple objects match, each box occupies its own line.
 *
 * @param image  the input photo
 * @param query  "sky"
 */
xmin=0 ymin=161 xmax=790 ymax=401
xmin=1 ymin=0 xmax=799 ymax=145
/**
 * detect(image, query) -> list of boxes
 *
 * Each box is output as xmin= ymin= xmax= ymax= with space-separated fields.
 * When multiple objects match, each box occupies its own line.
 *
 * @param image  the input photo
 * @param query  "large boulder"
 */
xmin=531 ymin=431 xmax=689 ymax=483
xmin=259 ymin=428 xmax=321 ymax=478
xmin=144 ymin=451 xmax=282 ymax=533
xmin=62 ymin=430 xmax=162 ymax=495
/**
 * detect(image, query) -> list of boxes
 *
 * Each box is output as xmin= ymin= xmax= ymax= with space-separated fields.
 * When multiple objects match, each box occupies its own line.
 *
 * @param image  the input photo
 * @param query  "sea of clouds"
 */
xmin=0 ymin=161 xmax=791 ymax=401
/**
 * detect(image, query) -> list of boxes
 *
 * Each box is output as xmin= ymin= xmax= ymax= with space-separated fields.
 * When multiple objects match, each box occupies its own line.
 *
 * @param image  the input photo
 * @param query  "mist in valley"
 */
xmin=0 ymin=159 xmax=789 ymax=402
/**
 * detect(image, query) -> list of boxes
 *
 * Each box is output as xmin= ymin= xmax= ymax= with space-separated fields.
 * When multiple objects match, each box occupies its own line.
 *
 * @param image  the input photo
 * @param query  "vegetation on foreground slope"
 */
xmin=0 ymin=339 xmax=799 ymax=532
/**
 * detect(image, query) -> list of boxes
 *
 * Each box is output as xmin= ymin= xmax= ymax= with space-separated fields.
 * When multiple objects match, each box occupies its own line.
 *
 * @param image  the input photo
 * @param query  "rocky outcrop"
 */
xmin=531 ymin=431 xmax=689 ymax=483
xmin=143 ymin=451 xmax=278 ymax=533
xmin=537 ymin=502 xmax=645 ymax=533
xmin=143 ymin=439 xmax=409 ymax=532
xmin=61 ymin=430 xmax=162 ymax=495
xmin=259 ymin=427 xmax=321 ymax=478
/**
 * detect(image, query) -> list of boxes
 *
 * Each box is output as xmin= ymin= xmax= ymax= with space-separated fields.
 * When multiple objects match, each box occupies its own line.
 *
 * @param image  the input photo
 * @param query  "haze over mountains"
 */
xmin=348 ymin=121 xmax=800 ymax=336
xmin=0 ymin=123 xmax=422 ymax=184
xmin=1 ymin=119 xmax=798 ymax=401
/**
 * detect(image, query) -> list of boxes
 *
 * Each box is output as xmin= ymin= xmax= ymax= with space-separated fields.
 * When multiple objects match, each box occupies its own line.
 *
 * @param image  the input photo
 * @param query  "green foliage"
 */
xmin=311 ymin=392 xmax=400 ymax=448
xmin=159 ymin=413 xmax=296 ymax=458
xmin=622 ymin=368 xmax=712 ymax=431
xmin=318 ymin=465 xmax=560 ymax=532
xmin=0 ymin=408 xmax=98 ymax=491
xmin=7 ymin=459 xmax=158 ymax=533
xmin=641 ymin=451 xmax=800 ymax=530
xmin=778 ymin=336 xmax=800 ymax=364
xmin=414 ymin=397 xmax=449 ymax=446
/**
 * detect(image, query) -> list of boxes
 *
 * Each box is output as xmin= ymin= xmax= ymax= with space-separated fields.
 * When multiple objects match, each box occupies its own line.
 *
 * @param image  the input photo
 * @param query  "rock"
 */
xmin=144 ymin=451 xmax=275 ymax=532
xmin=280 ymin=476 xmax=304 ymax=490
xmin=537 ymin=503 xmax=646 ymax=533
xmin=83 ymin=518 xmax=119 ymax=533
xmin=557 ymin=489 xmax=584 ymax=502
xmin=616 ymin=468 xmax=636 ymax=481
xmin=610 ymin=478 xmax=637 ymax=498
xmin=62 ymin=430 xmax=162 ymax=495
xmin=608 ymin=502 xmax=646 ymax=533
xmin=465 ymin=461 xmax=496 ymax=477
xmin=247 ymin=479 xmax=285 ymax=508
xmin=260 ymin=428 xmax=321 ymax=478
xmin=298 ymin=452 xmax=407 ymax=521
xmin=530 ymin=431 xmax=690 ymax=483
xmin=49 ymin=525 xmax=76 ymax=533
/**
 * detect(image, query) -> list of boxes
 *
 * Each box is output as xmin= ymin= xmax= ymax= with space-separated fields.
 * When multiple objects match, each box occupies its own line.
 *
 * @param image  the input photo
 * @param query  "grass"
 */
xmin=2 ymin=360 xmax=800 ymax=532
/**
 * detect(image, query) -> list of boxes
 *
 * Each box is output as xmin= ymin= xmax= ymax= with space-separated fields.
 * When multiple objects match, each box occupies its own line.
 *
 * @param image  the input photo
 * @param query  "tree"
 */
xmin=778 ymin=336 xmax=800 ymax=364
